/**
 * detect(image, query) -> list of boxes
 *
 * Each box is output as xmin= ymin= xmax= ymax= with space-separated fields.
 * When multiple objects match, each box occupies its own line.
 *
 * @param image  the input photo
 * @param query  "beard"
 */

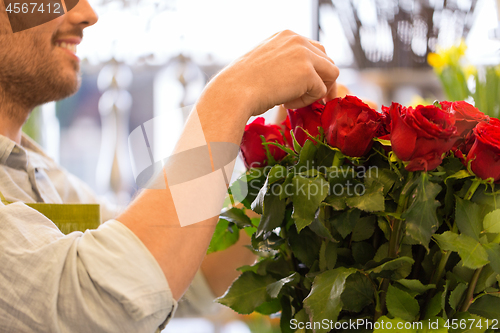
xmin=0 ymin=30 xmax=81 ymax=119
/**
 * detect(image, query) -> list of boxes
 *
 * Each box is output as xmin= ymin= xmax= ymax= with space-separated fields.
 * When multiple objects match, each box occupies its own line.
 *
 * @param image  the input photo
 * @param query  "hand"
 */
xmin=207 ymin=30 xmax=339 ymax=117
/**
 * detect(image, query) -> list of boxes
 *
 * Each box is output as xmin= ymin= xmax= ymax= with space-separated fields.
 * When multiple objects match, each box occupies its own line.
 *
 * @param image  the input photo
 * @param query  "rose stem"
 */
xmin=455 ymin=179 xmax=483 ymax=312
xmin=375 ymin=171 xmax=414 ymax=320
xmin=465 ymin=178 xmax=481 ymax=201
xmin=459 ymin=266 xmax=483 ymax=312
xmin=425 ymin=178 xmax=482 ymax=315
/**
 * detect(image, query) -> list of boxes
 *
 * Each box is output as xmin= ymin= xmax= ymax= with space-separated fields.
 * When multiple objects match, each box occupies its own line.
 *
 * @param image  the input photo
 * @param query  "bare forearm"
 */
xmin=116 ymin=30 xmax=338 ymax=301
xmin=117 ymin=83 xmax=252 ymax=300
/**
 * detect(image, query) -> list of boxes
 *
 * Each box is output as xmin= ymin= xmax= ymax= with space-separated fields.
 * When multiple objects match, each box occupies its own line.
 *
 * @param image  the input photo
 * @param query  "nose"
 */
xmin=65 ymin=0 xmax=98 ymax=28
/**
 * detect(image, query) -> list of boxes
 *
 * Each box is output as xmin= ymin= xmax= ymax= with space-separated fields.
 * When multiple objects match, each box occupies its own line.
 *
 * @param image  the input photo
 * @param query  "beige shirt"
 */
xmin=0 ymin=134 xmax=216 ymax=332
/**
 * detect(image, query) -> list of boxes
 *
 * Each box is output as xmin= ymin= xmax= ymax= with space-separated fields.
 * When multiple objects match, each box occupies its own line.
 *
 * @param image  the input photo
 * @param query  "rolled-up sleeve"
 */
xmin=0 ymin=203 xmax=177 ymax=333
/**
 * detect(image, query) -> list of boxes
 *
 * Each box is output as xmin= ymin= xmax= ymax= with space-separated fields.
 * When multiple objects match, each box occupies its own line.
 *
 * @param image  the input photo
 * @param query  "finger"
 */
xmin=305 ymin=39 xmax=336 ymax=68
xmin=284 ymin=52 xmax=340 ymax=109
xmin=284 ymin=69 xmax=329 ymax=109
xmin=323 ymin=82 xmax=338 ymax=103
xmin=309 ymin=51 xmax=339 ymax=98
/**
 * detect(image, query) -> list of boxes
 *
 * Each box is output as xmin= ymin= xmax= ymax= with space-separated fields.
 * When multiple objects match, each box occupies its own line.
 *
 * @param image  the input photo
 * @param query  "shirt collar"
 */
xmin=0 ymin=134 xmax=49 ymax=170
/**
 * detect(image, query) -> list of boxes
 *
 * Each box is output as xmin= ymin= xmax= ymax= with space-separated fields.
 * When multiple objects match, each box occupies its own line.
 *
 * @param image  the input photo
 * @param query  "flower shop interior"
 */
xmin=22 ymin=0 xmax=500 ymax=332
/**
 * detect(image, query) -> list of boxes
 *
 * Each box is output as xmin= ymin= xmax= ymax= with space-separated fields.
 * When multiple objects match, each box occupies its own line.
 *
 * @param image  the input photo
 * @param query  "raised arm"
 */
xmin=117 ymin=30 xmax=339 ymax=300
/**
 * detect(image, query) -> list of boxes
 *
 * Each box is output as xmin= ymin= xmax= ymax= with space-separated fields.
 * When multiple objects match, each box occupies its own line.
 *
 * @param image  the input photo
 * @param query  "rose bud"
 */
xmin=466 ymin=118 xmax=500 ymax=182
xmin=287 ymin=101 xmax=324 ymax=147
xmin=377 ymin=105 xmax=392 ymax=140
xmin=321 ymin=95 xmax=382 ymax=157
xmin=240 ymin=117 xmax=287 ymax=169
xmin=390 ymin=102 xmax=459 ymax=171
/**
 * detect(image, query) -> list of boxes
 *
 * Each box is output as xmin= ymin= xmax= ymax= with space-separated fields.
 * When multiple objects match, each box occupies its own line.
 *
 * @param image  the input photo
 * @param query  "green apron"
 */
xmin=0 ymin=192 xmax=100 ymax=234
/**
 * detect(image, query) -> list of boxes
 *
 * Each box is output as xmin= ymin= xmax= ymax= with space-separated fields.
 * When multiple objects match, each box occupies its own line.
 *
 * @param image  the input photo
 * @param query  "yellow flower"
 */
xmin=429 ymin=39 xmax=468 ymax=71
xmin=427 ymin=53 xmax=446 ymax=73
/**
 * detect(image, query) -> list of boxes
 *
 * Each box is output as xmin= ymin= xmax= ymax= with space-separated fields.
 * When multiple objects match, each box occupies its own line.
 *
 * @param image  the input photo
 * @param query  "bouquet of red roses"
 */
xmin=211 ymin=95 xmax=500 ymax=332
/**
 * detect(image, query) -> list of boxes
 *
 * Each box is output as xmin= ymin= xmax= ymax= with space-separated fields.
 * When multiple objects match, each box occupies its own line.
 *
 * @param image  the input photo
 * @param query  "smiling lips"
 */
xmin=56 ymin=41 xmax=77 ymax=54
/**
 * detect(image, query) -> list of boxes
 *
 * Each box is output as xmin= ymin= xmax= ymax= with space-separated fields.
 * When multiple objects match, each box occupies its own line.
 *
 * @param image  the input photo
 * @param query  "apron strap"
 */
xmin=0 ymin=190 xmax=100 ymax=234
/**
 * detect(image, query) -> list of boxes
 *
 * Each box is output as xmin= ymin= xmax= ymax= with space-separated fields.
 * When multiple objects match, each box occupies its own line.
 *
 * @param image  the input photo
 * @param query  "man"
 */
xmin=0 ymin=0 xmax=339 ymax=332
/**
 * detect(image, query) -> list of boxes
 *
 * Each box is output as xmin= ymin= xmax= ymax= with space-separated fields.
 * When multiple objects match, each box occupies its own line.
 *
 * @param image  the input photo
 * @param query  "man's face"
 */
xmin=0 ymin=0 xmax=97 ymax=111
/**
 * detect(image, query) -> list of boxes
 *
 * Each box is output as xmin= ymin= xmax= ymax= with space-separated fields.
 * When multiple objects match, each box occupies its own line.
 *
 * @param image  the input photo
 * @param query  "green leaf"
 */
xmin=291 ymin=130 xmax=302 ymax=154
xmin=323 ymin=194 xmax=346 ymax=210
xmin=483 ymin=242 xmax=500 ymax=274
xmin=266 ymin=272 xmax=299 ymax=298
xmin=279 ymin=172 xmax=295 ymax=200
xmin=331 ymin=209 xmax=361 ymax=239
xmin=309 ymin=206 xmax=334 ymax=241
xmin=266 ymin=164 xmax=288 ymax=184
xmin=292 ymin=174 xmax=329 ymax=232
xmin=434 ymin=231 xmax=490 ymax=269
xmin=455 ymin=197 xmax=486 ymax=241
xmin=295 ymin=139 xmax=317 ymax=168
xmin=251 ymin=178 xmax=268 ymax=215
xmin=265 ymin=141 xmax=297 ymax=157
xmin=425 ymin=292 xmax=443 ymax=319
xmin=352 ymin=216 xmax=376 ymax=241
xmin=446 ymin=169 xmax=473 ymax=182
xmin=396 ymin=279 xmax=436 ymax=295
xmin=469 ymin=295 xmax=500 ymax=320
xmin=319 ymin=240 xmax=337 ymax=271
xmin=303 ymin=267 xmax=357 ymax=333
xmin=386 ymin=284 xmax=420 ymax=322
xmin=217 ymin=271 xmax=277 ymax=314
xmin=403 ymin=173 xmax=442 ymax=250
xmin=483 ymin=209 xmax=500 ymax=233
xmin=219 ymin=207 xmax=252 ymax=228
xmin=207 ymin=219 xmax=239 ymax=254
xmin=251 ymin=232 xmax=284 ymax=252
xmin=280 ymin=297 xmax=294 ymax=333
xmin=352 ymin=241 xmax=375 ymax=264
xmin=449 ymin=282 xmax=468 ymax=311
xmin=256 ymin=184 xmax=286 ymax=238
xmin=373 ymin=137 xmax=392 ymax=146
xmin=340 ymin=272 xmax=375 ymax=312
xmin=345 ymin=179 xmax=385 ymax=212
xmin=254 ymin=298 xmax=281 ymax=315
xmin=366 ymin=168 xmax=398 ymax=196
xmin=367 ymin=256 xmax=415 ymax=280
xmin=289 ymin=226 xmax=321 ymax=268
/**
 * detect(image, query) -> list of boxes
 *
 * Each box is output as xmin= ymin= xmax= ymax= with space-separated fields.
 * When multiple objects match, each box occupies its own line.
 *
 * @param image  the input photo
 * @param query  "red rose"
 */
xmin=321 ymin=95 xmax=382 ymax=157
xmin=466 ymin=118 xmax=500 ymax=181
xmin=445 ymin=101 xmax=489 ymax=137
xmin=280 ymin=116 xmax=293 ymax=148
xmin=390 ymin=103 xmax=459 ymax=171
xmin=287 ymin=101 xmax=324 ymax=147
xmin=240 ymin=117 xmax=287 ymax=169
xmin=377 ymin=105 xmax=392 ymax=140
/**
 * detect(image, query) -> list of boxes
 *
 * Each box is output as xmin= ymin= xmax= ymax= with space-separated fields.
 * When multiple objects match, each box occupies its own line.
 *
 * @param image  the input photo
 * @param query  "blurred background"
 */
xmin=23 ymin=0 xmax=500 ymax=331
